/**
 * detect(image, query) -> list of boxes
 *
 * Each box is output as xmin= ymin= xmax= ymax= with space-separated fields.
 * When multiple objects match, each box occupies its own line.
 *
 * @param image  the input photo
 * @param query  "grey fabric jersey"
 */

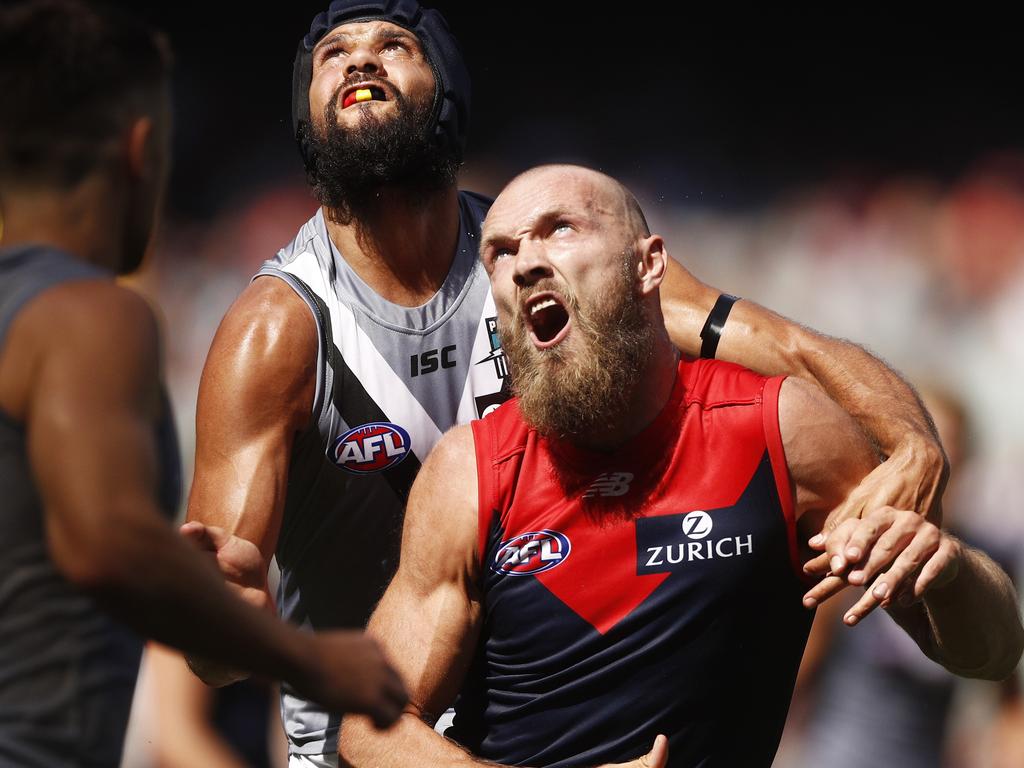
xmin=255 ymin=191 xmax=507 ymax=756
xmin=0 ymin=244 xmax=181 ymax=768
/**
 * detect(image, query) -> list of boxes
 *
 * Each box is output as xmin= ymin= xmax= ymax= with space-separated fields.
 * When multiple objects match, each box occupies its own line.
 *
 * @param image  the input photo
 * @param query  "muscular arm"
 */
xmin=338 ymin=425 xmax=486 ymax=767
xmin=779 ymin=377 xmax=1024 ymax=681
xmin=19 ymin=280 xmax=405 ymax=722
xmin=183 ymin=276 xmax=316 ymax=682
xmin=660 ymin=258 xmax=947 ymax=525
xmin=338 ymin=428 xmax=668 ymax=768
xmin=187 ymin=275 xmax=316 ymax=560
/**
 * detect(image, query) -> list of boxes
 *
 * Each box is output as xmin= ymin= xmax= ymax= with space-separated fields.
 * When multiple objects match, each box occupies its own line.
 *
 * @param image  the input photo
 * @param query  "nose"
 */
xmin=512 ymin=240 xmax=553 ymax=288
xmin=345 ymin=45 xmax=384 ymax=76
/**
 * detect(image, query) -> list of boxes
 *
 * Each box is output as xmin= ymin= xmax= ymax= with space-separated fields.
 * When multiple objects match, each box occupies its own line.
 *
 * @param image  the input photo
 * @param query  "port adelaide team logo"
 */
xmin=492 ymin=530 xmax=571 ymax=576
xmin=330 ymin=422 xmax=411 ymax=475
xmin=474 ymin=316 xmax=511 ymax=418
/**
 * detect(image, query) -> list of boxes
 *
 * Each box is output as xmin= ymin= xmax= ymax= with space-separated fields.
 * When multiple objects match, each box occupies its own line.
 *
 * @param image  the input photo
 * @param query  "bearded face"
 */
xmin=301 ymin=75 xmax=458 ymax=221
xmin=500 ymin=249 xmax=655 ymax=442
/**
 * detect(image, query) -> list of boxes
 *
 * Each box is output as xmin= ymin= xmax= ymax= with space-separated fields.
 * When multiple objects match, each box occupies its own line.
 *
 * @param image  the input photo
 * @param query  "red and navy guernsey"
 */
xmin=449 ymin=358 xmax=813 ymax=768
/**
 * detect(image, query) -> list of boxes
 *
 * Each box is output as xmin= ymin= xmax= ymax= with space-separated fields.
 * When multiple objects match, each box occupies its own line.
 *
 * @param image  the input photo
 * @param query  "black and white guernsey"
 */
xmin=254 ymin=191 xmax=506 ymax=757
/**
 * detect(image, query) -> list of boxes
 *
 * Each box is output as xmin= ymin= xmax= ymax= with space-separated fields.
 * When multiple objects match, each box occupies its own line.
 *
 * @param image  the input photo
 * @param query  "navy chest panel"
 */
xmin=483 ymin=454 xmax=793 ymax=650
xmin=459 ymin=454 xmax=813 ymax=768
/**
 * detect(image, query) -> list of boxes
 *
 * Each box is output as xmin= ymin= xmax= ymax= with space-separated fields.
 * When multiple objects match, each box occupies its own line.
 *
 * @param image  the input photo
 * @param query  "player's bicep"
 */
xmin=24 ymin=284 xmax=163 ymax=583
xmin=778 ymin=377 xmax=879 ymax=527
xmin=187 ymin=277 xmax=317 ymax=559
xmin=366 ymin=425 xmax=481 ymax=719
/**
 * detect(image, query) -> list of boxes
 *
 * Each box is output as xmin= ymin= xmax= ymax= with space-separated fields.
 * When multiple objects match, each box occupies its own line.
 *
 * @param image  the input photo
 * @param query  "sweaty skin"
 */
xmin=336 ymin=166 xmax=1021 ymax=766
xmin=660 ymin=261 xmax=947 ymax=530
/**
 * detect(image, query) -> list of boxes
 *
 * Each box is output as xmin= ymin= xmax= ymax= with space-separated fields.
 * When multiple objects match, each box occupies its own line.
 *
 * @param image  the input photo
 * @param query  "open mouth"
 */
xmin=341 ymin=84 xmax=388 ymax=109
xmin=524 ymin=293 xmax=571 ymax=348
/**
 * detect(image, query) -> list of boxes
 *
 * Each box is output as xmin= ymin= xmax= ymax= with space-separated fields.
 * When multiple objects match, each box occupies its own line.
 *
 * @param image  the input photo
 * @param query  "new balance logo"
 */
xmin=583 ymin=472 xmax=634 ymax=498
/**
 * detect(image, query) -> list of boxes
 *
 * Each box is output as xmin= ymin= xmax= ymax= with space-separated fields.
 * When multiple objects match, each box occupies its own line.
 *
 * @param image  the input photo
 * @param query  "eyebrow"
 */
xmin=313 ymin=28 xmax=419 ymax=54
xmin=480 ymin=208 xmax=584 ymax=251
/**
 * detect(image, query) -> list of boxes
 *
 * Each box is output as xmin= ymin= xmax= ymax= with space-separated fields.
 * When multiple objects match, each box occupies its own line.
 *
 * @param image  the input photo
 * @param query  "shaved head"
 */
xmin=480 ymin=164 xmax=669 ymax=444
xmin=500 ymin=164 xmax=650 ymax=240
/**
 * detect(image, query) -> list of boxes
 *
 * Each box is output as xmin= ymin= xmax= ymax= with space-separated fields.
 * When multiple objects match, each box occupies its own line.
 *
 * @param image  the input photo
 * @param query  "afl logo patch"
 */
xmin=492 ymin=530 xmax=571 ymax=576
xmin=331 ymin=422 xmax=411 ymax=474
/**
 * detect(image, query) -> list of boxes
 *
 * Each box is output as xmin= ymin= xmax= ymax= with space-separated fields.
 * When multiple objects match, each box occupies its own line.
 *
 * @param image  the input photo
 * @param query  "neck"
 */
xmin=324 ymin=184 xmax=460 ymax=307
xmin=0 ymin=174 xmax=125 ymax=271
xmin=577 ymin=329 xmax=680 ymax=452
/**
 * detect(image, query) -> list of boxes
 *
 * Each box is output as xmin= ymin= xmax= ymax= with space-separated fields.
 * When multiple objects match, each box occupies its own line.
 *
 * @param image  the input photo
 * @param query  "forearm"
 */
xmin=892 ymin=542 xmax=1024 ymax=680
xmin=661 ymin=260 xmax=941 ymax=457
xmin=723 ymin=303 xmax=939 ymax=456
xmin=70 ymin=508 xmax=307 ymax=687
xmin=339 ymin=712 xmax=496 ymax=768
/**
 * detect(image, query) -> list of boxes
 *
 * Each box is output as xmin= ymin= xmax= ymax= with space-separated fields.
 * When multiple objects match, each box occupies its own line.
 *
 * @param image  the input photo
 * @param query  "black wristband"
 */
xmin=699 ymin=294 xmax=739 ymax=359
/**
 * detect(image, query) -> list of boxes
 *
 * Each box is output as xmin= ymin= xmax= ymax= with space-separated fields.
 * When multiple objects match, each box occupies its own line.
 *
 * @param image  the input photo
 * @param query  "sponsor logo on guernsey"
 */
xmin=492 ymin=530 xmax=571 ymax=576
xmin=583 ymin=472 xmax=634 ymax=498
xmin=636 ymin=510 xmax=754 ymax=574
xmin=331 ymin=422 xmax=411 ymax=474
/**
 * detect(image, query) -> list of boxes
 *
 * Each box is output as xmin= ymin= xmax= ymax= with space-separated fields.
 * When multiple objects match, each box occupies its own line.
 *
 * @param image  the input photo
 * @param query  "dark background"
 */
xmin=110 ymin=3 xmax=1020 ymax=217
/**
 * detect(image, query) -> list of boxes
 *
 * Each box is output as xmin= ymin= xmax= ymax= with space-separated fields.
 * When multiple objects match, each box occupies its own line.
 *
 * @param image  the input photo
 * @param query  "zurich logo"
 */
xmin=682 ymin=510 xmax=713 ymax=539
xmin=492 ymin=530 xmax=571 ymax=576
xmin=331 ymin=422 xmax=411 ymax=475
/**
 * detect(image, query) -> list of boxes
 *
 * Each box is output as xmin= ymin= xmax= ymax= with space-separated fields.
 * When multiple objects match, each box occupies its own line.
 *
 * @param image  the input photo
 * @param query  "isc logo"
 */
xmin=331 ymin=422 xmax=411 ymax=474
xmin=491 ymin=530 xmax=571 ymax=576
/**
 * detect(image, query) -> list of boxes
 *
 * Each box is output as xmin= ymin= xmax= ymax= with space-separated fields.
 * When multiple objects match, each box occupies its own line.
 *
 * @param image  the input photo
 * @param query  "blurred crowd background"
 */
xmin=106 ymin=3 xmax=1022 ymax=766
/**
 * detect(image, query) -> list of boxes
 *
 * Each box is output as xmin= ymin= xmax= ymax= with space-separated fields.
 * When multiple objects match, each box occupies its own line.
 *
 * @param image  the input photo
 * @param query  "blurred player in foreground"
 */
xmin=0 ymin=2 xmax=405 ymax=765
xmin=185 ymin=3 xmax=954 ymax=764
xmin=337 ymin=165 xmax=1024 ymax=768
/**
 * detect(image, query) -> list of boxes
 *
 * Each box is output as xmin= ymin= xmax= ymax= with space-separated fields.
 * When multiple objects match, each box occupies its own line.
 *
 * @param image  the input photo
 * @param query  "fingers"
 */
xmin=641 ymin=734 xmax=669 ymax=768
xmin=179 ymin=520 xmax=215 ymax=551
xmin=845 ymin=515 xmax=915 ymax=587
xmin=179 ymin=520 xmax=230 ymax=551
xmin=912 ymin=536 xmax=960 ymax=597
xmin=842 ymin=520 xmax=943 ymax=626
xmin=802 ymin=574 xmax=847 ymax=609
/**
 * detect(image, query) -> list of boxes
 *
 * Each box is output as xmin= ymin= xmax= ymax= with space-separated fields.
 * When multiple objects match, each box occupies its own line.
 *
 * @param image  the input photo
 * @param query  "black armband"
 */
xmin=699 ymin=294 xmax=739 ymax=359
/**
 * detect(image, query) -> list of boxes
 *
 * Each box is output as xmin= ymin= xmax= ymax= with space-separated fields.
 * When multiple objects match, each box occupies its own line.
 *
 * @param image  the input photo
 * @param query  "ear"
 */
xmin=124 ymin=115 xmax=155 ymax=180
xmin=636 ymin=234 xmax=668 ymax=296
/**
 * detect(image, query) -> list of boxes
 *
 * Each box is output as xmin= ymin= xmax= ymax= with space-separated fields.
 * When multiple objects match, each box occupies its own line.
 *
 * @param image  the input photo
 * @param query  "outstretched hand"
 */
xmin=802 ymin=506 xmax=961 ymax=624
xmin=819 ymin=435 xmax=948 ymax=534
xmin=297 ymin=631 xmax=409 ymax=729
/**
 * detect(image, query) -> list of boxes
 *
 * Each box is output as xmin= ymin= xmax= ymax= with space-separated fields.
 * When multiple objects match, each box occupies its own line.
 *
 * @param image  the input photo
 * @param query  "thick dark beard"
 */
xmin=300 ymin=85 xmax=459 ymax=223
xmin=501 ymin=254 xmax=655 ymax=444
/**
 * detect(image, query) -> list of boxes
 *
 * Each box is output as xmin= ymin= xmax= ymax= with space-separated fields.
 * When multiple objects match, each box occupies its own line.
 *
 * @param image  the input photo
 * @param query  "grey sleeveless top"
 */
xmin=254 ymin=191 xmax=508 ymax=755
xmin=0 ymin=244 xmax=180 ymax=767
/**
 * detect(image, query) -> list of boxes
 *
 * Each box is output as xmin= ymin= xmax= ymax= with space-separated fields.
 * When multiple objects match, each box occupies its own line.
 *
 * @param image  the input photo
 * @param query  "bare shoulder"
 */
xmin=777 ymin=377 xmax=878 ymax=519
xmin=197 ymin=276 xmax=318 ymax=430
xmin=400 ymin=424 xmax=480 ymax=574
xmin=210 ymin=276 xmax=317 ymax=370
xmin=18 ymin=281 xmax=161 ymax=412
xmin=409 ymin=425 xmax=478 ymax=520
xmin=28 ymin=279 xmax=158 ymax=359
